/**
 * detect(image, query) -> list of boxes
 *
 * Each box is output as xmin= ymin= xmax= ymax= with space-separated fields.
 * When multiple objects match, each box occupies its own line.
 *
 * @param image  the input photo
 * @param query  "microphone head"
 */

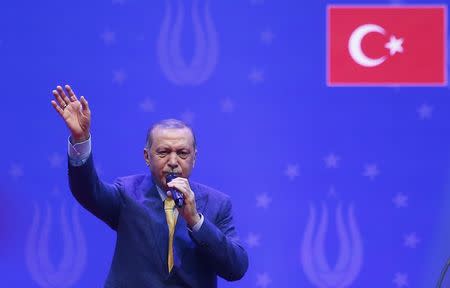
xmin=165 ymin=172 xmax=177 ymax=184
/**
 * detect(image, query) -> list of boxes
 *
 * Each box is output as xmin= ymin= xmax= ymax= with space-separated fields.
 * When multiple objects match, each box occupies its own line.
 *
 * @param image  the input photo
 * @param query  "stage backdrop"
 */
xmin=0 ymin=0 xmax=449 ymax=287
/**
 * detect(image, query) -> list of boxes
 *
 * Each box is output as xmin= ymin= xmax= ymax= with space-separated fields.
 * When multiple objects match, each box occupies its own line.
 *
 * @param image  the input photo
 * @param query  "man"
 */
xmin=51 ymin=85 xmax=248 ymax=287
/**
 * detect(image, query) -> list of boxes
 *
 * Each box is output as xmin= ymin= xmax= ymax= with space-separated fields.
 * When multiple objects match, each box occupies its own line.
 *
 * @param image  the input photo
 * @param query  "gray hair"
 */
xmin=145 ymin=119 xmax=197 ymax=149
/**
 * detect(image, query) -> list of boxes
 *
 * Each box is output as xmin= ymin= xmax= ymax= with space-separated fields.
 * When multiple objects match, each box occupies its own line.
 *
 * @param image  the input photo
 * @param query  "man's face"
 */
xmin=144 ymin=127 xmax=196 ymax=190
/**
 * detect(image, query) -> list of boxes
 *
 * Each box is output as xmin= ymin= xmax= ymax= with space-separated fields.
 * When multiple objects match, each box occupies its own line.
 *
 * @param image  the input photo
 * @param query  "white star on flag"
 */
xmin=363 ymin=164 xmax=379 ymax=180
xmin=404 ymin=232 xmax=420 ymax=248
xmin=393 ymin=273 xmax=408 ymax=287
xmin=245 ymin=232 xmax=261 ymax=248
xmin=385 ymin=35 xmax=404 ymax=56
xmin=256 ymin=272 xmax=272 ymax=287
xmin=256 ymin=193 xmax=272 ymax=209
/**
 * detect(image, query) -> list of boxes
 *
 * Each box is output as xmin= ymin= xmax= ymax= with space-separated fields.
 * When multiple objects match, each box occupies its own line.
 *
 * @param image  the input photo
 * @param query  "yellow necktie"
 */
xmin=164 ymin=198 xmax=177 ymax=272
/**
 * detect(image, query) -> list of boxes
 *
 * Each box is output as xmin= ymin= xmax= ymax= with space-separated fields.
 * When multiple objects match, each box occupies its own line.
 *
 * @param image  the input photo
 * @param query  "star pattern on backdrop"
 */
xmin=260 ymin=29 xmax=275 ymax=45
xmin=417 ymin=103 xmax=433 ymax=120
xmin=245 ymin=232 xmax=261 ymax=248
xmin=220 ymin=98 xmax=234 ymax=113
xmin=256 ymin=193 xmax=272 ymax=209
xmin=392 ymin=193 xmax=408 ymax=208
xmin=248 ymin=69 xmax=265 ymax=84
xmin=393 ymin=272 xmax=408 ymax=287
xmin=48 ymin=152 xmax=64 ymax=168
xmin=328 ymin=185 xmax=337 ymax=198
xmin=324 ymin=153 xmax=340 ymax=168
xmin=9 ymin=163 xmax=24 ymax=179
xmin=101 ymin=29 xmax=116 ymax=46
xmin=113 ymin=69 xmax=127 ymax=85
xmin=139 ymin=98 xmax=155 ymax=113
xmin=362 ymin=164 xmax=379 ymax=180
xmin=284 ymin=164 xmax=299 ymax=180
xmin=256 ymin=272 xmax=272 ymax=288
xmin=404 ymin=232 xmax=420 ymax=249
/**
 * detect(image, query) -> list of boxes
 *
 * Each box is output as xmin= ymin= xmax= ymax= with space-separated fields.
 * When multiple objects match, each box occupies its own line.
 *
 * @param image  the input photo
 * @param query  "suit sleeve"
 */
xmin=68 ymin=153 xmax=122 ymax=230
xmin=188 ymin=197 xmax=249 ymax=281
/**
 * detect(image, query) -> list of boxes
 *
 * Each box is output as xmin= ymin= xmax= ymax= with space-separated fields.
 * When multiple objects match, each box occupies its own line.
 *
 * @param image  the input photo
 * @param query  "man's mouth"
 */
xmin=163 ymin=171 xmax=181 ymax=177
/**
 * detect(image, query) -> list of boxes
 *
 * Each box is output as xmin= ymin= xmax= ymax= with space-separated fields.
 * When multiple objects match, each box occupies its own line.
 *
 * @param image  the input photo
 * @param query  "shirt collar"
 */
xmin=155 ymin=185 xmax=167 ymax=202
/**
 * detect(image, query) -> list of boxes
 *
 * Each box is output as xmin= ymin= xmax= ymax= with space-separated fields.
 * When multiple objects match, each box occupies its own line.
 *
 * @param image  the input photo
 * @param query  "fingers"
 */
xmin=56 ymin=85 xmax=71 ymax=104
xmin=80 ymin=96 xmax=90 ymax=111
xmin=65 ymin=85 xmax=78 ymax=102
xmin=51 ymin=100 xmax=64 ymax=117
xmin=52 ymin=89 xmax=66 ymax=108
xmin=167 ymin=178 xmax=194 ymax=199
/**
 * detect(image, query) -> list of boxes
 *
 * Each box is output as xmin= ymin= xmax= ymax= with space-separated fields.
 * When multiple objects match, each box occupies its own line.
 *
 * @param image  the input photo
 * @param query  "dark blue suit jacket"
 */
xmin=68 ymin=154 xmax=248 ymax=287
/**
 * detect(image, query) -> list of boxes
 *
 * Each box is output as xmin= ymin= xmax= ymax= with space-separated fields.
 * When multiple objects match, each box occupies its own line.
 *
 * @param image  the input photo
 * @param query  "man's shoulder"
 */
xmin=115 ymin=174 xmax=150 ymax=195
xmin=116 ymin=174 xmax=147 ymax=185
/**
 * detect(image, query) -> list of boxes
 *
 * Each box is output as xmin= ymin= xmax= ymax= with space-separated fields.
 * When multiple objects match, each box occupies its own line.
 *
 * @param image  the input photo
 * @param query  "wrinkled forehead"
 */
xmin=151 ymin=126 xmax=195 ymax=148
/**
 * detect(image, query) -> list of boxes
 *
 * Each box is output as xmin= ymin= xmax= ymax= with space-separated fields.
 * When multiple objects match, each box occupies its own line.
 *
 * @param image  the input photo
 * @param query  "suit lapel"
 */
xmin=136 ymin=178 xmax=209 ymax=273
xmin=138 ymin=175 xmax=169 ymax=275
xmin=173 ymin=182 xmax=208 ymax=268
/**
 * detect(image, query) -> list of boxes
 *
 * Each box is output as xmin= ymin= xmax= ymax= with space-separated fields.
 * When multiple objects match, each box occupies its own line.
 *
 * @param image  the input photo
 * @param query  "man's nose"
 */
xmin=167 ymin=152 xmax=178 ymax=169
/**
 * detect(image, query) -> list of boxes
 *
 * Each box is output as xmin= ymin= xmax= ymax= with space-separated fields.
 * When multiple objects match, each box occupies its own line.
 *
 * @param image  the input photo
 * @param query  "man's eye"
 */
xmin=178 ymin=151 xmax=189 ymax=158
xmin=157 ymin=151 xmax=168 ymax=157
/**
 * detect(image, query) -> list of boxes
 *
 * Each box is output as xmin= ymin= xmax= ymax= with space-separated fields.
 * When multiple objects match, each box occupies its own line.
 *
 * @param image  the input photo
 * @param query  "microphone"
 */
xmin=165 ymin=173 xmax=184 ymax=208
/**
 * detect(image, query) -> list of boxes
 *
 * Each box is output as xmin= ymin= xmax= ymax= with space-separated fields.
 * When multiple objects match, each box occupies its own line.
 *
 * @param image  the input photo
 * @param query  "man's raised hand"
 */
xmin=51 ymin=85 xmax=91 ymax=143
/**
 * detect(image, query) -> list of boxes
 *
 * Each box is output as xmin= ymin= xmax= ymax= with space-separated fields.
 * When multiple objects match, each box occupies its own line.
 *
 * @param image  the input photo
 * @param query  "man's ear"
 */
xmin=144 ymin=148 xmax=150 ymax=167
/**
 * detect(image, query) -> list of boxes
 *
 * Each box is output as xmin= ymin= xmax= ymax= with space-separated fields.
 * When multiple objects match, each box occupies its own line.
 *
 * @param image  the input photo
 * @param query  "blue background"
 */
xmin=0 ymin=0 xmax=449 ymax=287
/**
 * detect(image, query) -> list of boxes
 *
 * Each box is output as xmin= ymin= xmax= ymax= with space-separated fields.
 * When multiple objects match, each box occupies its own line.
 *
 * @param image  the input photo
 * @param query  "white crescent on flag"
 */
xmin=348 ymin=24 xmax=387 ymax=67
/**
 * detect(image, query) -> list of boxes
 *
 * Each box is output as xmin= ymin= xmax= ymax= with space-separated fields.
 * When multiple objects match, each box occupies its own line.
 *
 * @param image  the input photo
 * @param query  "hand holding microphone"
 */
xmin=165 ymin=173 xmax=201 ymax=227
xmin=166 ymin=173 xmax=184 ymax=208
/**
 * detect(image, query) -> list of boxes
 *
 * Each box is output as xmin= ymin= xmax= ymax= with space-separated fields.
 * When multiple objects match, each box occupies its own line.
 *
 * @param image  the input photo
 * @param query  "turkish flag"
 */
xmin=327 ymin=6 xmax=447 ymax=86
